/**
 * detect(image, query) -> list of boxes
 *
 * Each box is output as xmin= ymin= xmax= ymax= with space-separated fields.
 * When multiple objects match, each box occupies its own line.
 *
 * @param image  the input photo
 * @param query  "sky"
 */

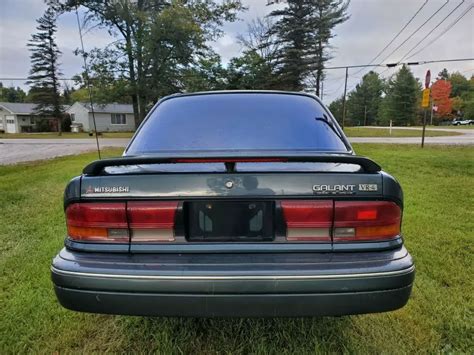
xmin=0 ymin=0 xmax=473 ymax=104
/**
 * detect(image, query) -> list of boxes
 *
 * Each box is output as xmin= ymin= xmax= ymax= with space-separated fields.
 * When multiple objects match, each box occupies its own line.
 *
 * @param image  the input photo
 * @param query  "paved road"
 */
xmin=350 ymin=127 xmax=474 ymax=145
xmin=0 ymin=127 xmax=472 ymax=165
xmin=0 ymin=138 xmax=129 ymax=165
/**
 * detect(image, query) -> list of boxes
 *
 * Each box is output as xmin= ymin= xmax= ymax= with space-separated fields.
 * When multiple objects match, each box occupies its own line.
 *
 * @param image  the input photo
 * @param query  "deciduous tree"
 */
xmin=53 ymin=0 xmax=244 ymax=128
xmin=431 ymin=79 xmax=452 ymax=118
xmin=182 ymin=52 xmax=228 ymax=92
xmin=0 ymin=83 xmax=27 ymax=103
xmin=328 ymin=96 xmax=344 ymax=125
xmin=449 ymin=72 xmax=470 ymax=97
xmin=226 ymin=50 xmax=277 ymax=90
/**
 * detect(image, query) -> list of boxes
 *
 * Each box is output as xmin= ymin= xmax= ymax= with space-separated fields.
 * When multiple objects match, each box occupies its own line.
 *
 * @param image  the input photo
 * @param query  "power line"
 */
xmin=377 ymin=0 xmax=451 ymax=64
xmin=405 ymin=58 xmax=474 ymax=65
xmin=0 ymin=77 xmax=76 ymax=81
xmin=75 ymin=3 xmax=101 ymax=159
xmin=396 ymin=0 xmax=466 ymax=63
xmin=351 ymin=0 xmax=430 ymax=77
xmin=325 ymin=64 xmax=384 ymax=70
xmin=406 ymin=4 xmax=473 ymax=60
xmin=377 ymin=57 xmax=474 ymax=78
xmin=324 ymin=57 xmax=474 ymax=71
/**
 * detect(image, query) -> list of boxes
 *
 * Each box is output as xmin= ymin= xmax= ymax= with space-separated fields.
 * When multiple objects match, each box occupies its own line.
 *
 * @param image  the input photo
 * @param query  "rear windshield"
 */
xmin=126 ymin=93 xmax=348 ymax=155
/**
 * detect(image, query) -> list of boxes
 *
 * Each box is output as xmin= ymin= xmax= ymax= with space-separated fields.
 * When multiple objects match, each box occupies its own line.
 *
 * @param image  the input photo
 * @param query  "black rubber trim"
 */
xmin=54 ymin=284 xmax=413 ymax=317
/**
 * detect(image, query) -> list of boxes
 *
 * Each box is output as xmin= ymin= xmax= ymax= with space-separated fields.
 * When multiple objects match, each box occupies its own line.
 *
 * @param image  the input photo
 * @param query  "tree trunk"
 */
xmin=49 ymin=39 xmax=62 ymax=136
xmin=124 ymin=26 xmax=140 ymax=129
xmin=136 ymin=0 xmax=147 ymax=123
xmin=315 ymin=39 xmax=323 ymax=97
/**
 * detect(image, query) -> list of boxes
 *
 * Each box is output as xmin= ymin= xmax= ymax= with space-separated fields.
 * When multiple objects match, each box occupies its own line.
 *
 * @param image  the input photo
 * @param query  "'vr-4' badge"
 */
xmin=312 ymin=183 xmax=378 ymax=195
xmin=358 ymin=184 xmax=378 ymax=192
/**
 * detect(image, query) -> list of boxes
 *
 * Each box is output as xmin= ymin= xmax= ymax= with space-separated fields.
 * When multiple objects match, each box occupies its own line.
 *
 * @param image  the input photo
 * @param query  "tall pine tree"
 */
xmin=268 ymin=0 xmax=349 ymax=93
xmin=268 ymin=1 xmax=312 ymax=90
xmin=347 ymin=71 xmax=383 ymax=125
xmin=311 ymin=0 xmax=349 ymax=96
xmin=27 ymin=7 xmax=64 ymax=134
xmin=380 ymin=65 xmax=419 ymax=126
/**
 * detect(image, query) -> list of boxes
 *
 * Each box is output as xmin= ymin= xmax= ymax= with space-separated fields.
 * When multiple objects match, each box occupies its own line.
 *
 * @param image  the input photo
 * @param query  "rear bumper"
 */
xmin=51 ymin=247 xmax=414 ymax=317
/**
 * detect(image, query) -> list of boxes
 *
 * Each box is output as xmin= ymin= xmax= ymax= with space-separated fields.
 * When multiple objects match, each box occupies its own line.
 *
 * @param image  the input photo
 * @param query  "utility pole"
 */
xmin=341 ymin=67 xmax=349 ymax=130
xmin=320 ymin=79 xmax=324 ymax=100
xmin=421 ymin=70 xmax=431 ymax=148
xmin=430 ymin=98 xmax=434 ymax=125
xmin=364 ymin=105 xmax=367 ymax=126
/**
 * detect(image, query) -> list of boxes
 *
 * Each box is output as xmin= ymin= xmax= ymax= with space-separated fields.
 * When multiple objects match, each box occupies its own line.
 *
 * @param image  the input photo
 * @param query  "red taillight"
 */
xmin=281 ymin=201 xmax=332 ymax=241
xmin=334 ymin=201 xmax=401 ymax=241
xmin=66 ymin=203 xmax=128 ymax=242
xmin=127 ymin=202 xmax=178 ymax=242
xmin=280 ymin=200 xmax=401 ymax=242
xmin=66 ymin=202 xmax=178 ymax=243
xmin=66 ymin=200 xmax=401 ymax=244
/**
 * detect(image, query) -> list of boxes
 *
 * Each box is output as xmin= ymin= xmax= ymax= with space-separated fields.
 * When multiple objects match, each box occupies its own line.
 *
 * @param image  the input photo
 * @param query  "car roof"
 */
xmin=161 ymin=90 xmax=319 ymax=102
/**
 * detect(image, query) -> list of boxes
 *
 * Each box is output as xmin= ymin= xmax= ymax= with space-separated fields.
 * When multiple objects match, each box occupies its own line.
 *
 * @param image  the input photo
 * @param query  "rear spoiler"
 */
xmin=83 ymin=153 xmax=381 ymax=176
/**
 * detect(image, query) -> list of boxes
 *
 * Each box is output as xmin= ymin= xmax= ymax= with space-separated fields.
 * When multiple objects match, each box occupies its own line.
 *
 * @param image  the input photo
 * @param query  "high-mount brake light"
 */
xmin=66 ymin=203 xmax=128 ymax=242
xmin=173 ymin=158 xmax=287 ymax=163
xmin=281 ymin=201 xmax=332 ymax=241
xmin=333 ymin=201 xmax=401 ymax=241
xmin=127 ymin=201 xmax=178 ymax=242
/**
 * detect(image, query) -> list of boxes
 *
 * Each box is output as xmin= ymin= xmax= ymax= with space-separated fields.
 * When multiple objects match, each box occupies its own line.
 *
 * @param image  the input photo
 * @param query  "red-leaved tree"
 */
xmin=431 ymin=79 xmax=452 ymax=118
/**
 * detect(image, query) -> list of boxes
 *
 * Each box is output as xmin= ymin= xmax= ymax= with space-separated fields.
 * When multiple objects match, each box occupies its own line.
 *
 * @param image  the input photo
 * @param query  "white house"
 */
xmin=66 ymin=102 xmax=135 ymax=132
xmin=0 ymin=102 xmax=59 ymax=133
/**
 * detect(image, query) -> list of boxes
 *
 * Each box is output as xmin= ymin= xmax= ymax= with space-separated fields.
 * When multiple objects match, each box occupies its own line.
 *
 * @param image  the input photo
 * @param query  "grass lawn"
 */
xmin=1 ymin=145 xmax=473 ymax=353
xmin=0 ymin=132 xmax=134 ymax=139
xmin=344 ymin=127 xmax=460 ymax=137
